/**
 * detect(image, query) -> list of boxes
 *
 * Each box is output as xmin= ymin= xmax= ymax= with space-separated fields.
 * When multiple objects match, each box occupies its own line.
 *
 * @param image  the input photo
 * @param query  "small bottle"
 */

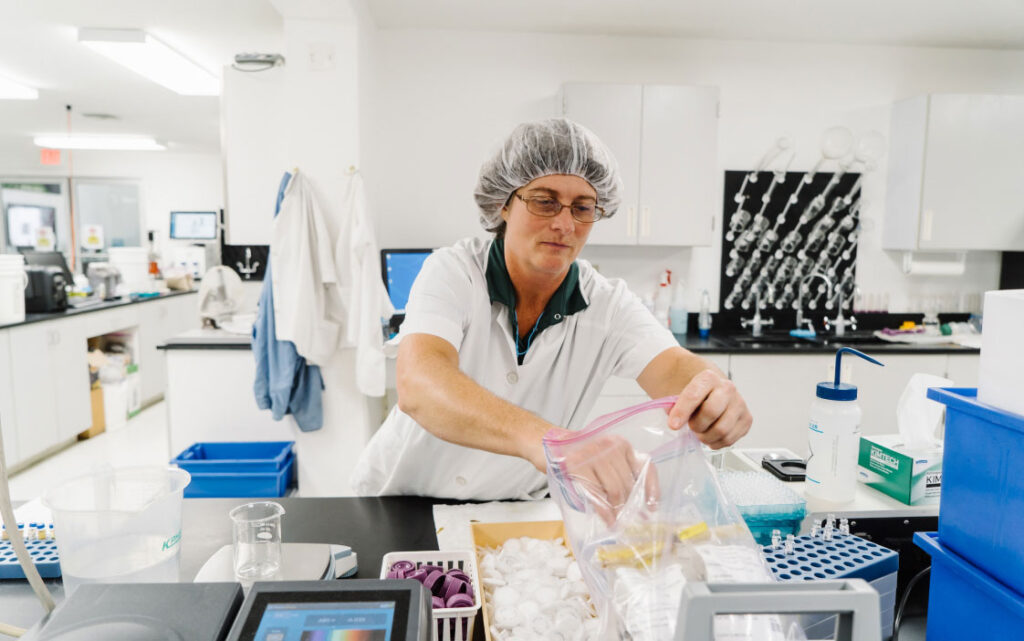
xmin=653 ymin=269 xmax=672 ymax=328
xmin=669 ymin=279 xmax=688 ymax=336
xmin=784 ymin=534 xmax=795 ymax=555
xmin=810 ymin=521 xmax=821 ymax=538
xmin=839 ymin=518 xmax=850 ymax=535
xmin=771 ymin=529 xmax=782 ymax=550
xmin=823 ymin=524 xmax=834 ymax=542
xmin=805 ymin=348 xmax=884 ymax=504
xmin=698 ymin=289 xmax=713 ymax=339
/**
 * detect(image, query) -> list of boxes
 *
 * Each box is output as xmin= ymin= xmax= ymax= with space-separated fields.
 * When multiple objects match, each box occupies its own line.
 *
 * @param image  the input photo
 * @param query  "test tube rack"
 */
xmin=761 ymin=532 xmax=898 ymax=639
xmin=0 ymin=524 xmax=61 ymax=579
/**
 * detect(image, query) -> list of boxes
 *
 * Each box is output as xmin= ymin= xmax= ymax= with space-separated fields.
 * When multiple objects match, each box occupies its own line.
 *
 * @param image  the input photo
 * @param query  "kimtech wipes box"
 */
xmin=857 ymin=435 xmax=942 ymax=505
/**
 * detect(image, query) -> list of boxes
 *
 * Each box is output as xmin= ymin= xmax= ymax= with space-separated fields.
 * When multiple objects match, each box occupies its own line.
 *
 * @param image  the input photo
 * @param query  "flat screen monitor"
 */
xmin=380 ymin=249 xmax=432 ymax=314
xmin=169 ymin=211 xmax=218 ymax=240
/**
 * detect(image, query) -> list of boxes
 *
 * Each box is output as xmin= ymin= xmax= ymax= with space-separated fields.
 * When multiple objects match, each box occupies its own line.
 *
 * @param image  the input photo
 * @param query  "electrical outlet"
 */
xmin=308 ymin=43 xmax=335 ymax=71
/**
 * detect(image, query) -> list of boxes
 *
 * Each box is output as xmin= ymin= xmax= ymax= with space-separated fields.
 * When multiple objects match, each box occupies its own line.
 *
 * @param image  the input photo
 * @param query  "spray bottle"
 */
xmin=805 ymin=347 xmax=884 ymax=503
xmin=653 ymin=269 xmax=672 ymax=328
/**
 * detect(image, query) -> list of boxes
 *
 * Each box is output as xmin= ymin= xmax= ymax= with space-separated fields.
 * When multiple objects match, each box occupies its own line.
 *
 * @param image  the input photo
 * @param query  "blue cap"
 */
xmin=817 ymin=347 xmax=884 ymax=401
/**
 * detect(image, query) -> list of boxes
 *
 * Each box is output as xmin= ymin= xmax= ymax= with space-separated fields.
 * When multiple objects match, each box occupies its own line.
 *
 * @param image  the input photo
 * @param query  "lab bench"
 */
xmin=0 ymin=291 xmax=199 ymax=472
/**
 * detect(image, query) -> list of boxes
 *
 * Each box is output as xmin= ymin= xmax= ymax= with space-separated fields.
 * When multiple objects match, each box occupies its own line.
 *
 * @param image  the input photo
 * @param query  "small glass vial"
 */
xmin=784 ymin=535 xmax=795 ymax=555
xmin=771 ymin=529 xmax=782 ymax=550
xmin=839 ymin=518 xmax=850 ymax=535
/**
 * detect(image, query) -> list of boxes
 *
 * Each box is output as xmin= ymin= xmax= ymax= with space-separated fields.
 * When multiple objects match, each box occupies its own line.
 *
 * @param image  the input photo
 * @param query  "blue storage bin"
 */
xmin=927 ymin=387 xmax=1024 ymax=594
xmin=914 ymin=532 xmax=1024 ymax=641
xmin=172 ymin=441 xmax=294 ymax=474
xmin=182 ymin=452 xmax=295 ymax=498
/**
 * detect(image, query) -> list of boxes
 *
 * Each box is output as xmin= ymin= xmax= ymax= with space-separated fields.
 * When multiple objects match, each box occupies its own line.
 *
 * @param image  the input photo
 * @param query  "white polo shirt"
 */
xmin=350 ymin=237 xmax=678 ymax=500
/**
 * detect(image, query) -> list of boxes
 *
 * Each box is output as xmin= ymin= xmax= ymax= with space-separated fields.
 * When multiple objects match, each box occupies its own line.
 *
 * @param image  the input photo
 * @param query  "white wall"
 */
xmin=0 ymin=149 xmax=223 ymax=260
xmin=361 ymin=30 xmax=1020 ymax=313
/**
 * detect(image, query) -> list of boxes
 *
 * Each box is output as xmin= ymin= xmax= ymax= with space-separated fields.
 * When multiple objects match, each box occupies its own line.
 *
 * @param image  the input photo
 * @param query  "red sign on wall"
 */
xmin=40 ymin=148 xmax=61 ymax=165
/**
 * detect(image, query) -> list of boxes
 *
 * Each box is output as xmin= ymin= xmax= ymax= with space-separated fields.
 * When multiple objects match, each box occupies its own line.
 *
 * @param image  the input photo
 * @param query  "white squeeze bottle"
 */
xmin=669 ymin=279 xmax=688 ymax=335
xmin=805 ymin=347 xmax=884 ymax=503
xmin=653 ymin=269 xmax=672 ymax=328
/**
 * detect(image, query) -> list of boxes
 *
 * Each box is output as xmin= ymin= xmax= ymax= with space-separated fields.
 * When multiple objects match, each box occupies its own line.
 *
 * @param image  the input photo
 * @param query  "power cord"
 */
xmin=892 ymin=565 xmax=931 ymax=641
xmin=0 ymin=410 xmax=57 ymax=635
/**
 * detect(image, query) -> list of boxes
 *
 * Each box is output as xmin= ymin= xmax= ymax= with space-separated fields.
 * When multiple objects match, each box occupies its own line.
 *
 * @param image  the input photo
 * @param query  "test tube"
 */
xmin=823 ymin=524 xmax=834 ymax=542
xmin=771 ymin=529 xmax=782 ymax=550
xmin=728 ymin=209 xmax=753 ymax=240
xmin=780 ymin=229 xmax=803 ymax=254
xmin=784 ymin=534 xmax=795 ymax=555
xmin=756 ymin=229 xmax=779 ymax=253
xmin=725 ymin=253 xmax=746 ymax=278
xmin=810 ymin=521 xmax=821 ymax=538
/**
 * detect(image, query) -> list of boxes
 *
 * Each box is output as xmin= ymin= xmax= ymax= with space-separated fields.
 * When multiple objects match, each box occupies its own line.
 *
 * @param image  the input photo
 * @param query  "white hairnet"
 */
xmin=474 ymin=118 xmax=623 ymax=232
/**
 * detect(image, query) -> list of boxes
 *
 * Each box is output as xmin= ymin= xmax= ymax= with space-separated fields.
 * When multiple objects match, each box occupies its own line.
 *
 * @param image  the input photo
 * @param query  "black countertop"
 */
xmin=0 ymin=290 xmax=197 ymax=331
xmin=677 ymin=331 xmax=979 ymax=355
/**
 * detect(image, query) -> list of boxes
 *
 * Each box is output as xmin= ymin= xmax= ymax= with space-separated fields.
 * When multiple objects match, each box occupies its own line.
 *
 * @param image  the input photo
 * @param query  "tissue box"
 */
xmin=857 ymin=435 xmax=942 ymax=505
xmin=978 ymin=289 xmax=1024 ymax=417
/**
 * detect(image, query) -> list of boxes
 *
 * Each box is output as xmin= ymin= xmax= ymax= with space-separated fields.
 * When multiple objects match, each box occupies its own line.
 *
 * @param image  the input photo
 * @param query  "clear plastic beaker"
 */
xmin=229 ymin=501 xmax=285 ymax=580
xmin=42 ymin=466 xmax=191 ymax=596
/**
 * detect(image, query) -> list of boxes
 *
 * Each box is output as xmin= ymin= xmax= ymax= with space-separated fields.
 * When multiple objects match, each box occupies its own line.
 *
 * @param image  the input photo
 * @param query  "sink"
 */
xmin=818 ymin=332 xmax=887 ymax=347
xmin=725 ymin=332 xmax=820 ymax=346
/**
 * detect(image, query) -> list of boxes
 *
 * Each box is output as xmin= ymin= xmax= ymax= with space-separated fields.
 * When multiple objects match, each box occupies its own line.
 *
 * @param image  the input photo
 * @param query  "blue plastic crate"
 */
xmin=915 ymin=532 xmax=1024 ymax=641
xmin=0 ymin=533 xmax=61 ymax=579
xmin=172 ymin=441 xmax=294 ymax=474
xmin=927 ymin=387 xmax=1024 ymax=595
xmin=183 ymin=452 xmax=295 ymax=498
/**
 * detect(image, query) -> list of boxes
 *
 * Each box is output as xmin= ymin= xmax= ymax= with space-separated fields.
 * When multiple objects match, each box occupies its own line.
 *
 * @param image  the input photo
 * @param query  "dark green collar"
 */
xmin=485 ymin=238 xmax=588 ymax=362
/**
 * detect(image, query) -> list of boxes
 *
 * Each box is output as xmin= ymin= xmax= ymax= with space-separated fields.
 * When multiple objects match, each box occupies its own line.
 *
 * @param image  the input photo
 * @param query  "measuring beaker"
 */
xmin=229 ymin=501 xmax=285 ymax=580
xmin=42 ymin=466 xmax=191 ymax=596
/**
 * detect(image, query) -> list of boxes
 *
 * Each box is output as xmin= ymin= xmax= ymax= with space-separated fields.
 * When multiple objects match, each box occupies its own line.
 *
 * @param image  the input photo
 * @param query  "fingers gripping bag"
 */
xmin=544 ymin=397 xmax=807 ymax=641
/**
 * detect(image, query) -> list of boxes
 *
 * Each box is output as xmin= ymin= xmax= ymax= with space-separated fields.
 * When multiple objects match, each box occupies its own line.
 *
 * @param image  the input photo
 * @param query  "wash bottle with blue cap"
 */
xmin=805 ymin=347 xmax=884 ymax=503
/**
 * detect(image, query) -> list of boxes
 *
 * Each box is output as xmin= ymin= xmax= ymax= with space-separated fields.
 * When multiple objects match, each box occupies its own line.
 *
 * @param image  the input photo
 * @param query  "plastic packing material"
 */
xmin=978 ymin=289 xmax=1024 ymax=417
xmin=544 ymin=397 xmax=808 ymax=641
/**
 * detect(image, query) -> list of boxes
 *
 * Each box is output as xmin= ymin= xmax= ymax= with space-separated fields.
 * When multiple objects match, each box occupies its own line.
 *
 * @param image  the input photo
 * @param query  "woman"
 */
xmin=352 ymin=118 xmax=751 ymax=514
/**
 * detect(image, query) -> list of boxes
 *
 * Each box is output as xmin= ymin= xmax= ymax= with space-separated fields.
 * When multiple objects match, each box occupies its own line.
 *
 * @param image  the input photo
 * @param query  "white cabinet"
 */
xmin=883 ymin=94 xmax=1024 ymax=251
xmin=6 ymin=321 xmax=89 ymax=460
xmin=0 ymin=332 xmax=17 ymax=465
xmin=945 ymin=353 xmax=980 ymax=387
xmin=139 ymin=295 xmax=200 ymax=404
xmin=561 ymin=83 xmax=719 ymax=247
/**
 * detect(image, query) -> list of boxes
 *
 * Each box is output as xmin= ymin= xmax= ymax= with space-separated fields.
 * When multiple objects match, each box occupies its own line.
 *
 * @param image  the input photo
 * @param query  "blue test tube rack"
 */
xmin=0 ymin=523 xmax=61 ymax=579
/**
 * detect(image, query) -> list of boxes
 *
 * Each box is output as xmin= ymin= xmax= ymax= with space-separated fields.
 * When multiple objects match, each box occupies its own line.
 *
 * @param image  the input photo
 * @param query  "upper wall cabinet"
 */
xmin=883 ymin=94 xmax=1024 ymax=251
xmin=561 ymin=83 xmax=719 ymax=247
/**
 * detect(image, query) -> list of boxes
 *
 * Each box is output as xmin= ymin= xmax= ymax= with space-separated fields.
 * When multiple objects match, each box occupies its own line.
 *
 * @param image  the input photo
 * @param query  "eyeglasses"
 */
xmin=515 ymin=193 xmax=606 ymax=224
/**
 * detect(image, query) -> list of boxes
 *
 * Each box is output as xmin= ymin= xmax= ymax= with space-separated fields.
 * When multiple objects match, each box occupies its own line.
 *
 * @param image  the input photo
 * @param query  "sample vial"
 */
xmin=784 ymin=534 xmax=795 ymax=555
xmin=771 ymin=529 xmax=782 ymax=550
xmin=839 ymin=518 xmax=850 ymax=535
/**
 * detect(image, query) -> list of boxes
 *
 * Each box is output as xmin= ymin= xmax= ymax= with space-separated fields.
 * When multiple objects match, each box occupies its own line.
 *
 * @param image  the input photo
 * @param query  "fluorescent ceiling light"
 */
xmin=78 ymin=28 xmax=219 ymax=96
xmin=34 ymin=134 xmax=166 ymax=151
xmin=0 ymin=75 xmax=38 ymax=100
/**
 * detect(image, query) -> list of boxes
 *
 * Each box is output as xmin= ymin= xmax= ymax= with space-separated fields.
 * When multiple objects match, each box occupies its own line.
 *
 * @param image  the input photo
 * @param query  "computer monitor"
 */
xmin=169 ymin=211 xmax=218 ymax=240
xmin=21 ymin=250 xmax=74 ymax=282
xmin=380 ymin=249 xmax=432 ymax=314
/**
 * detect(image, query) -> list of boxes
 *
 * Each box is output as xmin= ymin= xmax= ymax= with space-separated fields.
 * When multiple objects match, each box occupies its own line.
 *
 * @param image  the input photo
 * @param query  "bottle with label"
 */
xmin=805 ymin=347 xmax=884 ymax=503
xmin=669 ymin=279 xmax=688 ymax=335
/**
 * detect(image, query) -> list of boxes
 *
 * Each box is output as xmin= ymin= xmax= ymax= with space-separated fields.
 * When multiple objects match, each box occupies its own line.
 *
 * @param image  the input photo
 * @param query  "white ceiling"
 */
xmin=1 ymin=0 xmax=1022 ymax=159
xmin=0 ymin=0 xmax=283 ymax=156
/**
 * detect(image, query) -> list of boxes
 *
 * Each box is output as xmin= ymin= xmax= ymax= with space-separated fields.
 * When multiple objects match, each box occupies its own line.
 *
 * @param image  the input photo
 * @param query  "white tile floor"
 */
xmin=7 ymin=401 xmax=171 ymax=503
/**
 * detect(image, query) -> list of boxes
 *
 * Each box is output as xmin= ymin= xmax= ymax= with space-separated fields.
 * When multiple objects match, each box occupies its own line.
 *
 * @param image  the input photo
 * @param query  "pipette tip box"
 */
xmin=719 ymin=470 xmax=806 ymax=545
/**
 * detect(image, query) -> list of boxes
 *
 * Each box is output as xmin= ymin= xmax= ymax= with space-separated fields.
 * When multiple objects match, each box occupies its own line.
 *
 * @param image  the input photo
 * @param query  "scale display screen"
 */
xmin=253 ymin=601 xmax=395 ymax=641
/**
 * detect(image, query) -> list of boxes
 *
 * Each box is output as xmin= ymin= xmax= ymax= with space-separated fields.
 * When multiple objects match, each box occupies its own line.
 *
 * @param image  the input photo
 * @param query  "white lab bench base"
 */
xmin=164 ymin=329 xmax=382 ymax=497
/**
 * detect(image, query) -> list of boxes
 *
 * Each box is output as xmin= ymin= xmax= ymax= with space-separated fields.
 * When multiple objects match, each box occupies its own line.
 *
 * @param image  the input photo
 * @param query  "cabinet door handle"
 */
xmin=641 ymin=207 xmax=651 ymax=237
xmin=627 ymin=207 xmax=636 ymax=238
xmin=921 ymin=209 xmax=934 ymax=243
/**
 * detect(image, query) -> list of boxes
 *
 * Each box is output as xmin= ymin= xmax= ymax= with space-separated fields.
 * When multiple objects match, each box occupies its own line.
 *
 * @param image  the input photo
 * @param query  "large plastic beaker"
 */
xmin=42 ymin=466 xmax=191 ymax=595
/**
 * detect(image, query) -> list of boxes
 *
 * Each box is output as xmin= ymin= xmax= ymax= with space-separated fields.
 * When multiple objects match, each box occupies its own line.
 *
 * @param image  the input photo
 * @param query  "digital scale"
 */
xmin=30 ymin=580 xmax=430 ymax=641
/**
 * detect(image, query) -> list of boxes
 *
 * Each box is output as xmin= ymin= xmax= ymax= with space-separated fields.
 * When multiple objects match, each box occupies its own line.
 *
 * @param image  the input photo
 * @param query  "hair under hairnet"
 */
xmin=474 ymin=118 xmax=623 ymax=232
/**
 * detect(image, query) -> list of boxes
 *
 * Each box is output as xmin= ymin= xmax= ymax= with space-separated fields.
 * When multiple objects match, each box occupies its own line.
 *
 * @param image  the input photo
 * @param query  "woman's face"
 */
xmin=500 ymin=174 xmax=597 ymax=281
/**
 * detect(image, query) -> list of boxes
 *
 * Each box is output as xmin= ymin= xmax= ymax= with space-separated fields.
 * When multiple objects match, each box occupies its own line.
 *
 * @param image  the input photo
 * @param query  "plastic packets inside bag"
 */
xmin=544 ymin=397 xmax=806 ymax=641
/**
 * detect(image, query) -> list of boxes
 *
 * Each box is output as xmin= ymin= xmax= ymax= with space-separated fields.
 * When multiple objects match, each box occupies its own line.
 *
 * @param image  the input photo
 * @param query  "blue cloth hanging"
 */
xmin=252 ymin=171 xmax=325 ymax=431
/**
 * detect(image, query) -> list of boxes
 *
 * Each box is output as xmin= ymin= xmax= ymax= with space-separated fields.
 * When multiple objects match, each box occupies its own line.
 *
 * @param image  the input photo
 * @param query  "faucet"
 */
xmin=795 ymin=271 xmax=834 ymax=331
xmin=824 ymin=289 xmax=857 ymax=337
xmin=741 ymin=286 xmax=775 ymax=337
xmin=236 ymin=247 xmax=260 ymax=280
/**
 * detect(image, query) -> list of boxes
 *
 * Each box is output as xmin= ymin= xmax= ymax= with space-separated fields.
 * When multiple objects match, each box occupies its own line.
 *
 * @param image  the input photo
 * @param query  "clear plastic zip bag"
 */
xmin=544 ymin=397 xmax=807 ymax=641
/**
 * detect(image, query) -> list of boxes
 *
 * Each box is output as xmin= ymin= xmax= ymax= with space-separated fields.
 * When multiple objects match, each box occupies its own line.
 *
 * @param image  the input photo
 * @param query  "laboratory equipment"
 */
xmin=719 ymin=470 xmax=806 ymax=545
xmin=740 ymin=285 xmax=774 ymax=337
xmin=669 ymin=278 xmax=688 ymax=335
xmin=30 ymin=579 xmax=433 ymax=641
xmin=0 ymin=253 xmax=27 ymax=324
xmin=41 ymin=466 xmax=191 ymax=596
xmin=805 ymin=348 xmax=884 ymax=504
xmin=108 ymin=246 xmax=151 ymax=294
xmin=761 ymin=456 xmax=806 ymax=482
xmin=914 ymin=532 xmax=1024 ymax=641
xmin=794 ymin=271 xmax=833 ymax=329
xmin=230 ymin=501 xmax=285 ymax=580
xmin=226 ymin=580 xmax=431 ymax=641
xmin=198 ymin=265 xmax=244 ymax=328
xmin=381 ymin=248 xmax=433 ymax=314
xmin=85 ymin=262 xmax=122 ymax=300
xmin=172 ymin=441 xmax=296 ymax=498
xmin=194 ymin=542 xmax=358 ymax=582
xmin=0 ymin=532 xmax=60 ymax=579
xmin=823 ymin=290 xmax=857 ymax=337
xmin=23 ymin=265 xmax=68 ymax=312
xmin=762 ymin=532 xmax=898 ymax=640
xmin=169 ymin=210 xmax=218 ymax=240
xmin=675 ymin=580 xmax=880 ymax=641
xmin=168 ymin=244 xmax=208 ymax=278
xmin=927 ymin=387 xmax=1024 ymax=594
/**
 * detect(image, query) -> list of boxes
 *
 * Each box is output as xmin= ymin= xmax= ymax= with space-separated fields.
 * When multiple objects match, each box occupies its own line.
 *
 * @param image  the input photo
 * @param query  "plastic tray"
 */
xmin=172 ymin=441 xmax=294 ymax=474
xmin=380 ymin=550 xmax=481 ymax=641
xmin=927 ymin=387 xmax=1024 ymax=594
xmin=720 ymin=471 xmax=806 ymax=546
xmin=0 ymin=535 xmax=61 ymax=579
xmin=915 ymin=532 xmax=1024 ymax=641
xmin=182 ymin=452 xmax=295 ymax=498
